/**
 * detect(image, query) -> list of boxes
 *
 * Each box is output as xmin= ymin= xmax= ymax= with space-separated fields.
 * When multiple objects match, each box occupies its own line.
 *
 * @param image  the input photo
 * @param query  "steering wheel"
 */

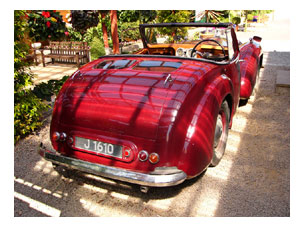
xmin=190 ymin=39 xmax=226 ymax=59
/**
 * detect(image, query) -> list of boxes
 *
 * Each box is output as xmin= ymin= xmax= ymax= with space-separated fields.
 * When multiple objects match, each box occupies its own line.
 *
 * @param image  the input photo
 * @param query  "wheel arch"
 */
xmin=170 ymin=73 xmax=235 ymax=177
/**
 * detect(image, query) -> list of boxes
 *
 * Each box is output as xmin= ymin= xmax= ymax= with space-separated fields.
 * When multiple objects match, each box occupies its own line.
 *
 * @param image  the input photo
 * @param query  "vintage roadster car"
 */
xmin=39 ymin=23 xmax=262 ymax=192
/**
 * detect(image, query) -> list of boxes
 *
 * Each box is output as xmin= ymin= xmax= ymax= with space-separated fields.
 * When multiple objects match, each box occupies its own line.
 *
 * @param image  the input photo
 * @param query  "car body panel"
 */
xmin=239 ymin=39 xmax=263 ymax=99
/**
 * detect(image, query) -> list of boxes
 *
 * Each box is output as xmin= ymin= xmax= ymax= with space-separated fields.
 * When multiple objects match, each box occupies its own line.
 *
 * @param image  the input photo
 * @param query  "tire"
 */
xmin=239 ymin=98 xmax=248 ymax=107
xmin=210 ymin=100 xmax=230 ymax=167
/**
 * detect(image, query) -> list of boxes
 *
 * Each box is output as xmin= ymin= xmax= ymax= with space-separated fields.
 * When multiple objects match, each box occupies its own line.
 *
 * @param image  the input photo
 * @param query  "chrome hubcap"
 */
xmin=214 ymin=115 xmax=223 ymax=148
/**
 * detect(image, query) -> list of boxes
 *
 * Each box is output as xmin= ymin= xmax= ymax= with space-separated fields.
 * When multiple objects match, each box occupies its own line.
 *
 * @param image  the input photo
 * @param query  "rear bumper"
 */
xmin=38 ymin=146 xmax=187 ymax=187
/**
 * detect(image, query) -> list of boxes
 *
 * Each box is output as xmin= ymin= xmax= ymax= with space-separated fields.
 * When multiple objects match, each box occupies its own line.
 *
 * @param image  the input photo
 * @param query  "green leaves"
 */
xmin=32 ymin=76 xmax=69 ymax=101
xmin=14 ymin=10 xmax=51 ymax=144
xmin=70 ymin=10 xmax=99 ymax=34
xmin=14 ymin=90 xmax=49 ymax=143
xmin=27 ymin=10 xmax=66 ymax=42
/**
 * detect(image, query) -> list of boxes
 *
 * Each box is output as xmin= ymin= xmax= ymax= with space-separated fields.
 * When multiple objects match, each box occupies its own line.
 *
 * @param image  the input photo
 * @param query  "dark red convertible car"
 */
xmin=39 ymin=23 xmax=262 ymax=192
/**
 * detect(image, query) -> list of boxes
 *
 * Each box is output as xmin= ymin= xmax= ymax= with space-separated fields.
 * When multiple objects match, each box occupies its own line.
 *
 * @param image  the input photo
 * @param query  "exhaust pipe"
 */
xmin=140 ymin=186 xmax=150 ymax=193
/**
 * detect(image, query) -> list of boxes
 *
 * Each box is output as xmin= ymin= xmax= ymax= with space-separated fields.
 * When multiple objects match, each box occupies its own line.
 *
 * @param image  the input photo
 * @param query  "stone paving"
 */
xmin=31 ymin=63 xmax=77 ymax=85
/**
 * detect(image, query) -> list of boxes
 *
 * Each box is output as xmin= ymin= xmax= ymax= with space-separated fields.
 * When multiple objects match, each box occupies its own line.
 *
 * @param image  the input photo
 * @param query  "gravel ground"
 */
xmin=14 ymin=18 xmax=290 ymax=217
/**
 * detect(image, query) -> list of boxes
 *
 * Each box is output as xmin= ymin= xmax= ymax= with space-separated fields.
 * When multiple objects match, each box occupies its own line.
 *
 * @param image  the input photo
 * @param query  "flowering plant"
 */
xmin=27 ymin=10 xmax=66 ymax=42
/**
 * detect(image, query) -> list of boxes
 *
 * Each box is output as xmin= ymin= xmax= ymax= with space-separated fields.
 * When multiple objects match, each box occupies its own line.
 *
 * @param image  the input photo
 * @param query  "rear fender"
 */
xmin=172 ymin=74 xmax=234 ymax=177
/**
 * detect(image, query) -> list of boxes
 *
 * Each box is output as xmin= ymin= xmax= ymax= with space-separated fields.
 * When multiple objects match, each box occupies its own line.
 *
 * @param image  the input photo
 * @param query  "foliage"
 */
xmin=117 ymin=10 xmax=139 ymax=22
xmin=118 ymin=10 xmax=157 ymax=23
xmin=196 ymin=10 xmax=222 ymax=23
xmin=83 ymin=25 xmax=103 ymax=43
xmin=155 ymin=10 xmax=193 ymax=43
xmin=156 ymin=10 xmax=193 ymax=24
xmin=82 ymin=25 xmax=106 ymax=59
xmin=66 ymin=27 xmax=83 ymax=41
xmin=247 ymin=14 xmax=254 ymax=21
xmin=90 ymin=36 xmax=106 ymax=60
xmin=232 ymin=17 xmax=241 ymax=25
xmin=14 ymin=10 xmax=48 ymax=143
xmin=118 ymin=21 xmax=141 ymax=41
xmin=32 ymin=76 xmax=69 ymax=101
xmin=27 ymin=10 xmax=66 ymax=41
xmin=71 ymin=10 xmax=99 ymax=34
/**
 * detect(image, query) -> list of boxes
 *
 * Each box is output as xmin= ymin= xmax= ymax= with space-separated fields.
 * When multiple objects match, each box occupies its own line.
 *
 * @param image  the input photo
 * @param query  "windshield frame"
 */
xmin=139 ymin=22 xmax=233 ymax=48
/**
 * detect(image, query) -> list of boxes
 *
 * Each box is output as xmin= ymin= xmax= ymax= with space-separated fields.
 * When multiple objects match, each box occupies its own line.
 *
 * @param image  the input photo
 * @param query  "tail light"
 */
xmin=67 ymin=136 xmax=74 ymax=145
xmin=138 ymin=151 xmax=160 ymax=164
xmin=149 ymin=153 xmax=159 ymax=164
xmin=138 ymin=150 xmax=148 ymax=162
xmin=123 ymin=147 xmax=131 ymax=158
xmin=60 ymin=132 xmax=67 ymax=141
xmin=52 ymin=132 xmax=60 ymax=141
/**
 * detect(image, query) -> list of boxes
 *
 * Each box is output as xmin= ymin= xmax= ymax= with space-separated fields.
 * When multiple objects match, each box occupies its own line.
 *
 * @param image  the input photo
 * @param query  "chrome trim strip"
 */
xmin=39 ymin=148 xmax=187 ymax=187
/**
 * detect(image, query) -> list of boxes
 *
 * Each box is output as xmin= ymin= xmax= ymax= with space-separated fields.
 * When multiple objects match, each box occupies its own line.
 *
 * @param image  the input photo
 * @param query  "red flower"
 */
xmin=42 ymin=11 xmax=50 ymax=18
xmin=46 ymin=21 xmax=51 ymax=28
xmin=64 ymin=31 xmax=69 ymax=36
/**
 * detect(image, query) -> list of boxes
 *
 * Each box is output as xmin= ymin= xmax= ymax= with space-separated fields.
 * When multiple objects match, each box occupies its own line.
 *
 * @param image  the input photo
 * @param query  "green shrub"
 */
xmin=32 ymin=76 xmax=69 ymax=101
xmin=14 ymin=10 xmax=49 ymax=143
xmin=90 ymin=36 xmax=105 ymax=60
xmin=14 ymin=91 xmax=48 ymax=142
xmin=67 ymin=27 xmax=83 ymax=41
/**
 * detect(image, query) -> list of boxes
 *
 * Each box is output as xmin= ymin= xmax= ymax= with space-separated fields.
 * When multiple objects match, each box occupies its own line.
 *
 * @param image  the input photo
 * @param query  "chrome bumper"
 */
xmin=38 ymin=147 xmax=187 ymax=187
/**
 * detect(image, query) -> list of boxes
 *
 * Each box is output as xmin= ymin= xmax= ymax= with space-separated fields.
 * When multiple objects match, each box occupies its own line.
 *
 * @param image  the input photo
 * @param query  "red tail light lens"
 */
xmin=60 ymin=132 xmax=67 ymax=141
xmin=149 ymin=153 xmax=159 ymax=164
xmin=123 ymin=147 xmax=131 ymax=157
xmin=138 ymin=150 xmax=148 ymax=162
xmin=52 ymin=132 xmax=60 ymax=141
xmin=67 ymin=136 xmax=74 ymax=145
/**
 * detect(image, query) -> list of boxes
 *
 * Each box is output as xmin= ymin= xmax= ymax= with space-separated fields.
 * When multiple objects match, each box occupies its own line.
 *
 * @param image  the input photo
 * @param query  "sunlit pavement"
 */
xmin=31 ymin=63 xmax=77 ymax=85
xmin=14 ymin=14 xmax=290 ymax=217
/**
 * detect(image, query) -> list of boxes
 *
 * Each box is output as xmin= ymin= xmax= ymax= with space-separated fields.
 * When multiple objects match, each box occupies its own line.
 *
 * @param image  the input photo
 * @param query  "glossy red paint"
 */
xmin=50 ymin=55 xmax=239 ymax=177
xmin=239 ymin=40 xmax=263 ymax=99
xmin=44 ymin=23 xmax=262 ymax=186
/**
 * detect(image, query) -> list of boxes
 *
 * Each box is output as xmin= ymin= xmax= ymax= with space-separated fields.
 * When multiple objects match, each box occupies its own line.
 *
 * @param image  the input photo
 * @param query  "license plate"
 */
xmin=74 ymin=136 xmax=123 ymax=158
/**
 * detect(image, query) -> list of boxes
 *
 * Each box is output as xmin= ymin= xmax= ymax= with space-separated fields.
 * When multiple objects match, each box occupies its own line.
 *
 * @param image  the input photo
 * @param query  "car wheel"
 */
xmin=239 ymin=99 xmax=248 ymax=107
xmin=210 ymin=100 xmax=230 ymax=167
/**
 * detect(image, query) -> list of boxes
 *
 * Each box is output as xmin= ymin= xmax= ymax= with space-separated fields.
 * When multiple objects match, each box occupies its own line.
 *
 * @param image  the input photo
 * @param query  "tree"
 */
xmin=100 ymin=11 xmax=110 ymax=53
xmin=71 ymin=10 xmax=119 ymax=54
xmin=70 ymin=10 xmax=99 ymax=34
xmin=109 ymin=10 xmax=119 ymax=54
xmin=154 ymin=10 xmax=194 ymax=43
xmin=196 ymin=10 xmax=222 ymax=23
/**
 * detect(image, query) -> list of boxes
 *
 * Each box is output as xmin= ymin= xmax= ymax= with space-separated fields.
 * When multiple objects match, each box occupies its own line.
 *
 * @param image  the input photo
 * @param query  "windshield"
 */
xmin=143 ymin=26 xmax=228 ymax=47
